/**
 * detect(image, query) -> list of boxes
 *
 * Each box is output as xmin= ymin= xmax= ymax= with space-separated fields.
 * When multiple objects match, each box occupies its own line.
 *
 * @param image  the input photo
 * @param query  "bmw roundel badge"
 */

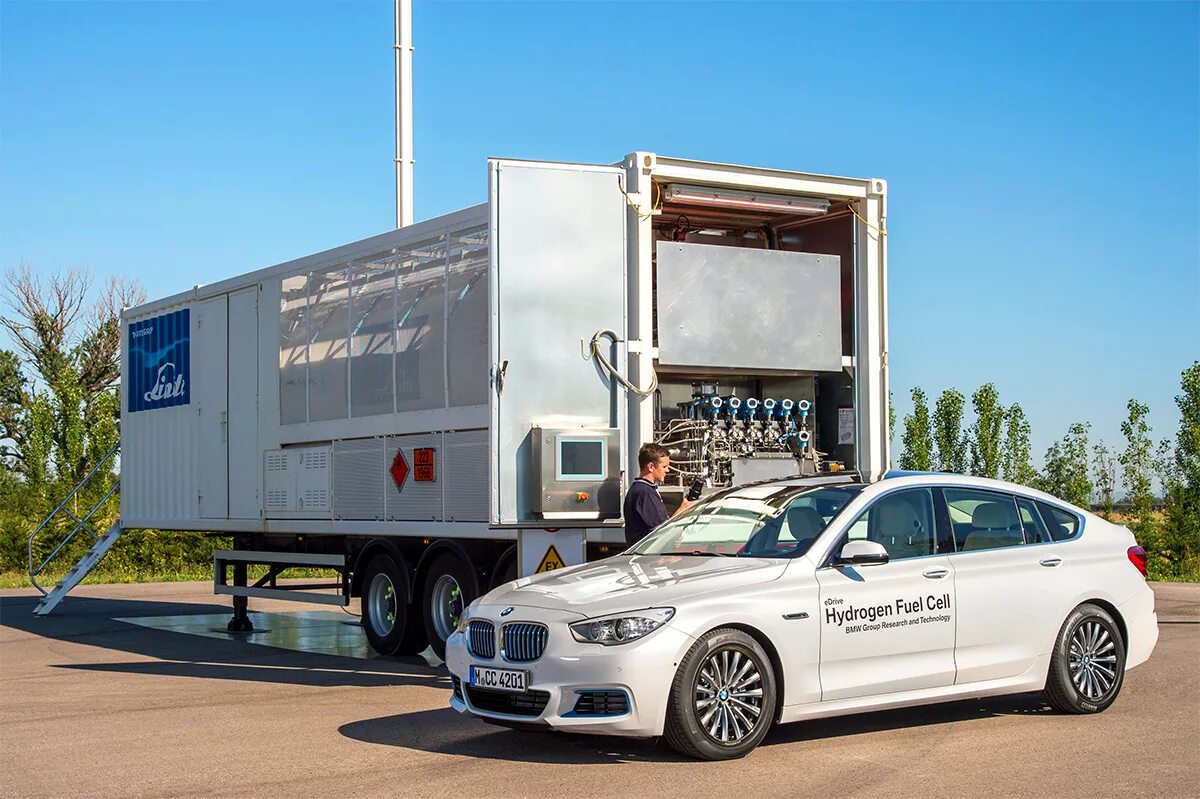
xmin=500 ymin=607 xmax=514 ymax=617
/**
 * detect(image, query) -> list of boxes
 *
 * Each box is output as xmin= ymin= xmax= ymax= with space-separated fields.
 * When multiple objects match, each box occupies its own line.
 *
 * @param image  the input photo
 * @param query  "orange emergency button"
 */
xmin=576 ymin=491 xmax=590 ymax=502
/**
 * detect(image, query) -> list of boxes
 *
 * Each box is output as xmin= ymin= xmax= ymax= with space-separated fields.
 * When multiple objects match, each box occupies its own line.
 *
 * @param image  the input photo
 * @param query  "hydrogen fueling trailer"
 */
xmin=107 ymin=152 xmax=889 ymax=658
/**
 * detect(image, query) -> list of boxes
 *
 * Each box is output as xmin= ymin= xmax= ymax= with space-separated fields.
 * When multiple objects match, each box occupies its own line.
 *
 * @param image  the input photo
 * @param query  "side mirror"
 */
xmin=836 ymin=539 xmax=890 ymax=567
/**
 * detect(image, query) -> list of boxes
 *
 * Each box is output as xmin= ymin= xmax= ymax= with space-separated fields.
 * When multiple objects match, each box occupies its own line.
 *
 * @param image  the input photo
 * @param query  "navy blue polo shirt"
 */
xmin=623 ymin=477 xmax=669 ymax=547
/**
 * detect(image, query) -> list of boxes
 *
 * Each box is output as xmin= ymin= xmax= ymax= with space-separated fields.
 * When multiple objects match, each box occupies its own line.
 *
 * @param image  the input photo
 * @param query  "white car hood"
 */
xmin=481 ymin=555 xmax=788 ymax=617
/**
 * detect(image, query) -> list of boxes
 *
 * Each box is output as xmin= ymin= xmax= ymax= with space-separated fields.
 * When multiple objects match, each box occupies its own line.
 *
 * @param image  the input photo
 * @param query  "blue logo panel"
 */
xmin=128 ymin=308 xmax=191 ymax=413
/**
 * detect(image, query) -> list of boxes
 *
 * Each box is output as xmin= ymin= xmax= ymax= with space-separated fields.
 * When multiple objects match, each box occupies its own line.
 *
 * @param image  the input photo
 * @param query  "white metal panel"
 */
xmin=263 ymin=450 xmax=294 ymax=511
xmin=444 ymin=429 xmax=488 ymax=522
xmin=228 ymin=287 xmax=259 ymax=519
xmin=120 ymin=302 xmax=199 ymax=524
xmin=488 ymin=159 xmax=627 ymax=524
xmin=852 ymin=185 xmax=889 ymax=481
xmin=386 ymin=433 xmax=442 ymax=521
xmin=193 ymin=296 xmax=229 ymax=519
xmin=296 ymin=446 xmax=331 ymax=512
xmin=333 ymin=438 xmax=386 ymax=520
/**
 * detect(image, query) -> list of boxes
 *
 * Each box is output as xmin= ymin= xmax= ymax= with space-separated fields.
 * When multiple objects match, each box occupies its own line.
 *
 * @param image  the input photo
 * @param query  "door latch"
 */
xmin=493 ymin=360 xmax=509 ymax=395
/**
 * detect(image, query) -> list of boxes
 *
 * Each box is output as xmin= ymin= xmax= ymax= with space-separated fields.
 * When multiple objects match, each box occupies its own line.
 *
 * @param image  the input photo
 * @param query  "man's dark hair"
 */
xmin=638 ymin=442 xmax=670 ymax=471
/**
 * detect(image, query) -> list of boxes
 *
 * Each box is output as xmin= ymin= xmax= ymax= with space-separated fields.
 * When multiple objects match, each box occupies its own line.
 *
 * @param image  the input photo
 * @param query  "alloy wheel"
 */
xmin=694 ymin=648 xmax=765 ymax=744
xmin=1069 ymin=620 xmax=1118 ymax=701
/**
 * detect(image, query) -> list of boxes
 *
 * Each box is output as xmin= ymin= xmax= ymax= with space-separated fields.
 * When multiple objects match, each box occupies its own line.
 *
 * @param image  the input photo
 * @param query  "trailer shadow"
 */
xmin=0 ymin=592 xmax=448 ymax=690
xmin=339 ymin=691 xmax=1053 ymax=765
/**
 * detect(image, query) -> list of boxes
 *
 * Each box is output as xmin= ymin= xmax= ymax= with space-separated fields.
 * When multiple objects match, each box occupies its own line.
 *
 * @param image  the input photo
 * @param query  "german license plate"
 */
xmin=470 ymin=665 xmax=527 ymax=693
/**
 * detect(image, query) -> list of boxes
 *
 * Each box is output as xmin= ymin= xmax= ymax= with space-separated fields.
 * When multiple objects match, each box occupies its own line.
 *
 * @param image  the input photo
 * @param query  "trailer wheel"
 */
xmin=360 ymin=553 xmax=425 ymax=656
xmin=422 ymin=552 xmax=476 ymax=661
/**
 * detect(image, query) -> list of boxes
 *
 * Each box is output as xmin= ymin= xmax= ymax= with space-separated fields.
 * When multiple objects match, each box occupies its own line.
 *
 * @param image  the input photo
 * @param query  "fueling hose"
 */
xmin=585 ymin=328 xmax=659 ymax=398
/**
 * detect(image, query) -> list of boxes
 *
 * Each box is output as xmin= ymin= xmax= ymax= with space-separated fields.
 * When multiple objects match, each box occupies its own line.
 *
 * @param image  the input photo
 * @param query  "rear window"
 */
xmin=1036 ymin=501 xmax=1083 ymax=541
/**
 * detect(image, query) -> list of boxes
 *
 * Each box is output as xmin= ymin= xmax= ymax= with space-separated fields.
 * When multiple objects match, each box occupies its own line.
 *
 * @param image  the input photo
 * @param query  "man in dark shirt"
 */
xmin=623 ymin=442 xmax=692 ymax=547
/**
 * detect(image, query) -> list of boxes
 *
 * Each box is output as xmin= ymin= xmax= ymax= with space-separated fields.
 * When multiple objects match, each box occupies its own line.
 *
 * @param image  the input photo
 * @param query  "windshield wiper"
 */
xmin=677 ymin=550 xmax=735 ymax=557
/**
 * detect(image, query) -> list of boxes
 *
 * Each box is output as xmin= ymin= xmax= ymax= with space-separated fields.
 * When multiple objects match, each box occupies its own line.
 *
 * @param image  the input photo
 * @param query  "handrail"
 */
xmin=27 ymin=442 xmax=121 ymax=597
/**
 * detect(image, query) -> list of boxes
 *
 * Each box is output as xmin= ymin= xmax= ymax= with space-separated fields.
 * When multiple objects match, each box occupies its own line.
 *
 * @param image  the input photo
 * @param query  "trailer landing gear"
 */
xmin=226 ymin=562 xmax=254 ymax=633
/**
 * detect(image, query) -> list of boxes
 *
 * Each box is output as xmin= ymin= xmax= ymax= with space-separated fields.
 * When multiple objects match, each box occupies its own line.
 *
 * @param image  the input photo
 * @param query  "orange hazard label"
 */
xmin=414 ymin=448 xmax=436 ymax=482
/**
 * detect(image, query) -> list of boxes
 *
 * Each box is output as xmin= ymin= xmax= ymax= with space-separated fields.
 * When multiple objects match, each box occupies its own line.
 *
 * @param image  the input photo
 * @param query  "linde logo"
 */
xmin=128 ymin=308 xmax=191 ymax=413
xmin=144 ymin=362 xmax=187 ymax=403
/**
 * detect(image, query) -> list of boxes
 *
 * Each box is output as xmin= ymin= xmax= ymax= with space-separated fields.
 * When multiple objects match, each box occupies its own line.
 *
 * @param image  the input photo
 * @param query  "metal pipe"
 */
xmin=394 ymin=0 xmax=414 ymax=228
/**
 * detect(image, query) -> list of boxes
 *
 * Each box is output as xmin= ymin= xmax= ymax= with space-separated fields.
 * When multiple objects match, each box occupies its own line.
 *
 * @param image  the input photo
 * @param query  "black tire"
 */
xmin=1045 ymin=603 xmax=1126 ymax=714
xmin=663 ymin=628 xmax=777 ymax=760
xmin=491 ymin=550 xmax=518 ymax=590
xmin=360 ymin=553 xmax=426 ymax=656
xmin=422 ymin=552 xmax=478 ymax=661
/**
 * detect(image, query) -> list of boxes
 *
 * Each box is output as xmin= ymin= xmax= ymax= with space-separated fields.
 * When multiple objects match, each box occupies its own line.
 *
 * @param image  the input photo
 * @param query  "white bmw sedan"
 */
xmin=445 ymin=472 xmax=1158 ymax=760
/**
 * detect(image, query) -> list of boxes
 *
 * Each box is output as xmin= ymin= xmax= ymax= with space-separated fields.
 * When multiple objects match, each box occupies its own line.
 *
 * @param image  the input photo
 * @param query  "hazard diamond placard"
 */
xmin=390 ymin=449 xmax=409 ymax=491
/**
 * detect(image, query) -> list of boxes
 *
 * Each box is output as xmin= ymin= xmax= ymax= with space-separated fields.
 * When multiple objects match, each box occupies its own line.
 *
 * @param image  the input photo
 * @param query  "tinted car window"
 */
xmin=944 ymin=488 xmax=1024 ymax=552
xmin=841 ymin=488 xmax=940 ymax=561
xmin=1016 ymin=497 xmax=1052 ymax=544
xmin=1036 ymin=501 xmax=1082 ymax=542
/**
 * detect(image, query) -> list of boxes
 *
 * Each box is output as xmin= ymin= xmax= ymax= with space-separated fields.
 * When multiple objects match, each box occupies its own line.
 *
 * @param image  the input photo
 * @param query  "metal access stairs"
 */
xmin=28 ymin=442 xmax=123 ymax=616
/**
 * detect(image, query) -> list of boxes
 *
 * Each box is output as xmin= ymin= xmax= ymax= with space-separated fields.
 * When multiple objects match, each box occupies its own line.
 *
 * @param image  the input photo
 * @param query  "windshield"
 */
xmin=628 ymin=483 xmax=864 ymax=558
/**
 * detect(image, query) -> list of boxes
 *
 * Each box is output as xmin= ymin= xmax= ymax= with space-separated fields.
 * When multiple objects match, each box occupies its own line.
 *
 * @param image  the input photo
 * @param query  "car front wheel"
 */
xmin=1045 ymin=603 xmax=1126 ymax=714
xmin=663 ymin=628 xmax=776 ymax=760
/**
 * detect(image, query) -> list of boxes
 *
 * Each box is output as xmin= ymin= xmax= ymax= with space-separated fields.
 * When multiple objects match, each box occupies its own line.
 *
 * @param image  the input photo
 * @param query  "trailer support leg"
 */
xmin=226 ymin=561 xmax=254 ymax=633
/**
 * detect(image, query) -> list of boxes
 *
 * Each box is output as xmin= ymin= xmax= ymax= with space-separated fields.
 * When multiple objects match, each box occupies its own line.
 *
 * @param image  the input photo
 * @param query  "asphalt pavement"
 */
xmin=1 ymin=581 xmax=1197 ymax=799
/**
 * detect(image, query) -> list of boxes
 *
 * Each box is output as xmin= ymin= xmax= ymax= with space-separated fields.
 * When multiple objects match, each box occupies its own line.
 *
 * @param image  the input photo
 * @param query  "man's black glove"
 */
xmin=686 ymin=477 xmax=705 ymax=502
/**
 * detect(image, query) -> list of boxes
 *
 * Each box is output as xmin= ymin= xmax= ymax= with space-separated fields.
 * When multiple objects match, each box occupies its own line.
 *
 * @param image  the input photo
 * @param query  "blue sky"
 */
xmin=2 ymin=0 xmax=1197 ymax=473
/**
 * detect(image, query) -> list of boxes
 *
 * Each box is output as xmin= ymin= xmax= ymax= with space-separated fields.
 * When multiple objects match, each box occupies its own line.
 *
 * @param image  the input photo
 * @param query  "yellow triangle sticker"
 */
xmin=536 ymin=544 xmax=567 ymax=573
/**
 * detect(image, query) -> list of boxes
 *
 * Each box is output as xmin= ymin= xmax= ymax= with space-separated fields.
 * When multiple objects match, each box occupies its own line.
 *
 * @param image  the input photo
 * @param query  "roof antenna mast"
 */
xmin=395 ymin=0 xmax=414 ymax=228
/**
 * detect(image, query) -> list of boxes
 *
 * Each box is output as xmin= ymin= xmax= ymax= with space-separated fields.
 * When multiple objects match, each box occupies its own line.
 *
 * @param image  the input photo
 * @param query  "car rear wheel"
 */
xmin=1045 ymin=603 xmax=1126 ymax=714
xmin=663 ymin=628 xmax=776 ymax=760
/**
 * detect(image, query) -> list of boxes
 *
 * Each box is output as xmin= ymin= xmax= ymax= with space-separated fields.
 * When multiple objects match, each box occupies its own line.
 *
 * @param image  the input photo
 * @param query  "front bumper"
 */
xmin=445 ymin=604 xmax=695 ymax=737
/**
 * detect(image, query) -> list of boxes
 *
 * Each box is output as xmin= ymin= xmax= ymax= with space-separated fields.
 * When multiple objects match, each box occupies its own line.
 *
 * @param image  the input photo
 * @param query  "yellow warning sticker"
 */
xmin=536 ymin=544 xmax=567 ymax=573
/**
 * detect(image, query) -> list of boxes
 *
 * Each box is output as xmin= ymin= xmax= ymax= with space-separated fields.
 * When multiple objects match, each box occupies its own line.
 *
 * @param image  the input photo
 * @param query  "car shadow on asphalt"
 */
xmin=0 ymin=593 xmax=449 ymax=690
xmin=339 ymin=692 xmax=1053 ymax=764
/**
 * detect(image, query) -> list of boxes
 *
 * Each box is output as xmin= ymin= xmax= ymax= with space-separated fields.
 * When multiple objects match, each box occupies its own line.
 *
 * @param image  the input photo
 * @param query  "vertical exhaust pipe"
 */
xmin=394 ymin=0 xmax=414 ymax=228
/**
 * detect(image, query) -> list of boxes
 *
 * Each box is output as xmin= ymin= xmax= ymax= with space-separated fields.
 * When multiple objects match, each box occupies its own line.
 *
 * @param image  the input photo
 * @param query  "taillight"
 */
xmin=1127 ymin=546 xmax=1148 ymax=578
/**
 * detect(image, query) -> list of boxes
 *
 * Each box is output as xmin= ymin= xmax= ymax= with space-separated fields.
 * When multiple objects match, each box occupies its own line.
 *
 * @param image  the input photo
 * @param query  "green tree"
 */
xmin=888 ymin=390 xmax=896 ymax=464
xmin=969 ymin=383 xmax=1004 ymax=478
xmin=1092 ymin=441 xmax=1116 ymax=520
xmin=1119 ymin=399 xmax=1155 ymax=522
xmin=899 ymin=387 xmax=934 ymax=471
xmin=0 ymin=265 xmax=142 ymax=573
xmin=1159 ymin=362 xmax=1200 ymax=577
xmin=1040 ymin=422 xmax=1093 ymax=507
xmin=933 ymin=389 xmax=968 ymax=473
xmin=1001 ymin=403 xmax=1037 ymax=485
xmin=0 ymin=266 xmax=138 ymax=492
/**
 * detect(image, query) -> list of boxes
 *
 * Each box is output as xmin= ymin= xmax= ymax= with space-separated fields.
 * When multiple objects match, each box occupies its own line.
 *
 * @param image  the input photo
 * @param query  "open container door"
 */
xmin=487 ymin=159 xmax=627 ymax=525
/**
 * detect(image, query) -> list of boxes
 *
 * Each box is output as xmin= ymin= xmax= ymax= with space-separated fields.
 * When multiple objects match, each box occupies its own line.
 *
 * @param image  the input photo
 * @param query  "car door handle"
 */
xmin=1039 ymin=557 xmax=1063 ymax=568
xmin=922 ymin=567 xmax=950 ymax=579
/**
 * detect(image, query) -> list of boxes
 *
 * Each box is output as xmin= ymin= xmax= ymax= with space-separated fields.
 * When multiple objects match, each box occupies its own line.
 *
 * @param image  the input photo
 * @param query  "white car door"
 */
xmin=815 ymin=486 xmax=957 ymax=701
xmin=944 ymin=488 xmax=1068 ymax=684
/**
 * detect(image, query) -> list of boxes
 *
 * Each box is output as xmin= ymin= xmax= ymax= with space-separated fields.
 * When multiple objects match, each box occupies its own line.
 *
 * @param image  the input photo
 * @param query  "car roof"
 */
xmin=708 ymin=470 xmax=1093 ymax=517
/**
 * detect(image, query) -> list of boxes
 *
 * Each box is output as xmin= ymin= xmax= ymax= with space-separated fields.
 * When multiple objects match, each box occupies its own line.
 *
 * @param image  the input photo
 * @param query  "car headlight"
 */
xmin=569 ymin=608 xmax=675 ymax=645
xmin=455 ymin=615 xmax=469 ymax=634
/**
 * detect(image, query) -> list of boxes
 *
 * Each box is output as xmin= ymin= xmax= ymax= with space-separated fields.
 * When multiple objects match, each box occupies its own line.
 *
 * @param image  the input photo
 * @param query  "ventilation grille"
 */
xmin=302 ymin=449 xmax=328 ymax=470
xmin=465 ymin=687 xmax=548 ymax=717
xmin=572 ymin=691 xmax=629 ymax=716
